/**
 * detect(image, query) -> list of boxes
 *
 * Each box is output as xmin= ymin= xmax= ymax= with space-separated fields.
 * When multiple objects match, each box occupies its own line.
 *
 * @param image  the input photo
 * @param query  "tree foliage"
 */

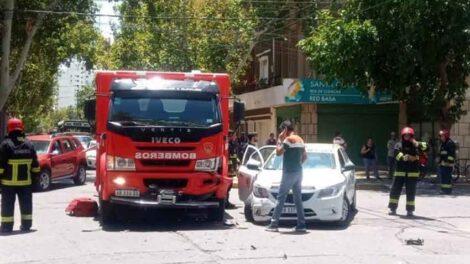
xmin=107 ymin=0 xmax=257 ymax=84
xmin=299 ymin=0 xmax=470 ymax=128
xmin=2 ymin=0 xmax=106 ymax=132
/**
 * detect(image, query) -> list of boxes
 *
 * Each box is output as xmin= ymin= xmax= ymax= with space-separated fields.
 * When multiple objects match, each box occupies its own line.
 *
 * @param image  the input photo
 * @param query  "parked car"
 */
xmin=28 ymin=134 xmax=88 ymax=191
xmin=72 ymin=133 xmax=93 ymax=149
xmin=85 ymin=140 xmax=97 ymax=169
xmin=238 ymin=143 xmax=356 ymax=226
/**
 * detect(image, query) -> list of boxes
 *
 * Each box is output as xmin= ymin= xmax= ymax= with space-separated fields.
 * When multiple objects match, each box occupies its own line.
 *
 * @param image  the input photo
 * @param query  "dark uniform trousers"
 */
xmin=388 ymin=176 xmax=417 ymax=212
xmin=1 ymin=186 xmax=33 ymax=231
xmin=439 ymin=139 xmax=456 ymax=194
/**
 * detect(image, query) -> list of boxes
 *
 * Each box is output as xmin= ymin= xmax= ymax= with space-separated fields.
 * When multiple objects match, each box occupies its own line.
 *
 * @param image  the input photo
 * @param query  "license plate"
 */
xmin=115 ymin=189 xmax=140 ymax=198
xmin=282 ymin=207 xmax=297 ymax=214
xmin=158 ymin=190 xmax=177 ymax=204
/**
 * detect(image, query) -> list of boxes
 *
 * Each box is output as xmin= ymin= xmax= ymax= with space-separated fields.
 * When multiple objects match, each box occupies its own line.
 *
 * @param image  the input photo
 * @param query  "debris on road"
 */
xmin=250 ymin=245 xmax=257 ymax=250
xmin=405 ymin=238 xmax=424 ymax=246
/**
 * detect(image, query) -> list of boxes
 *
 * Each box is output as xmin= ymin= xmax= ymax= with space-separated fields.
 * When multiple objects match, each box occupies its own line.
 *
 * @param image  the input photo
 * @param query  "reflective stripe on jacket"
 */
xmin=0 ymin=136 xmax=40 ymax=186
xmin=394 ymin=141 xmax=428 ymax=177
xmin=439 ymin=139 xmax=456 ymax=167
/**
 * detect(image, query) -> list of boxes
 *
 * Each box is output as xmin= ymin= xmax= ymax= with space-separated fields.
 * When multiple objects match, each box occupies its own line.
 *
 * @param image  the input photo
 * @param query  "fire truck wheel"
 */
xmin=208 ymin=199 xmax=225 ymax=222
xmin=99 ymin=198 xmax=116 ymax=226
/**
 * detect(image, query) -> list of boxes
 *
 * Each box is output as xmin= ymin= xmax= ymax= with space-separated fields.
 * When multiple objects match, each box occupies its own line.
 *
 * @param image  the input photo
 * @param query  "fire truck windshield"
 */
xmin=109 ymin=92 xmax=221 ymax=128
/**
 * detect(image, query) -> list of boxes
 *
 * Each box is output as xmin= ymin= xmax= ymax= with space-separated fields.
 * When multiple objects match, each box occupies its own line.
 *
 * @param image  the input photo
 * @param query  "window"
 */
xmin=61 ymin=139 xmax=74 ymax=152
xmin=51 ymin=141 xmax=62 ymax=154
xmin=258 ymin=56 xmax=269 ymax=81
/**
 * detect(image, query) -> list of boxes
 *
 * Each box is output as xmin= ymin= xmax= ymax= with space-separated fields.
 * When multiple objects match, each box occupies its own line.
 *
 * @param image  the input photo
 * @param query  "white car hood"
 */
xmin=255 ymin=168 xmax=346 ymax=190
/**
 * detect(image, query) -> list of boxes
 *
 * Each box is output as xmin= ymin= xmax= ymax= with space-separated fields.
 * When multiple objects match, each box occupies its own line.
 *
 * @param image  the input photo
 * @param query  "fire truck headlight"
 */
xmin=195 ymin=157 xmax=220 ymax=172
xmin=113 ymin=177 xmax=126 ymax=185
xmin=107 ymin=155 xmax=136 ymax=171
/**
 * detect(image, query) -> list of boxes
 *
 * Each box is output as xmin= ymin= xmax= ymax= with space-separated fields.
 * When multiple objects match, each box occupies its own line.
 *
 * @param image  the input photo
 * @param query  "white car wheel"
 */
xmin=337 ymin=196 xmax=351 ymax=226
xmin=244 ymin=204 xmax=255 ymax=222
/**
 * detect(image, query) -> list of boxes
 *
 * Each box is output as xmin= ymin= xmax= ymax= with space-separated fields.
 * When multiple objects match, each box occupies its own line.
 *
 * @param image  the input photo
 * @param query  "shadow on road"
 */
xmin=243 ymin=208 xmax=359 ymax=232
xmin=96 ymin=208 xmax=236 ymax=232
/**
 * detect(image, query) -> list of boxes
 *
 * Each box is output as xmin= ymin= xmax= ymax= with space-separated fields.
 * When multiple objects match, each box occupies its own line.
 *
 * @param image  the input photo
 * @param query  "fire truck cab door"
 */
xmin=237 ymin=145 xmax=276 ymax=202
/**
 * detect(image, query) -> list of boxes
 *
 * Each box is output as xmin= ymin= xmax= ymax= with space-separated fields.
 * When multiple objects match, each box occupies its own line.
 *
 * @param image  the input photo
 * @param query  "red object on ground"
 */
xmin=65 ymin=197 xmax=98 ymax=217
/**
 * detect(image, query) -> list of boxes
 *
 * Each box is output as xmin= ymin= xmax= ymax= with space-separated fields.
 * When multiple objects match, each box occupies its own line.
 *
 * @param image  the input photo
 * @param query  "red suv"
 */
xmin=27 ymin=134 xmax=87 ymax=191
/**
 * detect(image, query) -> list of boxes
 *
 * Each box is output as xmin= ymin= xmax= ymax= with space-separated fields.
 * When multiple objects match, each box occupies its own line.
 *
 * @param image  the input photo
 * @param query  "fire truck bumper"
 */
xmin=109 ymin=196 xmax=221 ymax=208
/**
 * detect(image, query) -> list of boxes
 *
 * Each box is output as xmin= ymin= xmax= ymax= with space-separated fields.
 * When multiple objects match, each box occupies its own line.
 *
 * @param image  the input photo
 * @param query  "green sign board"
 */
xmin=284 ymin=79 xmax=394 ymax=104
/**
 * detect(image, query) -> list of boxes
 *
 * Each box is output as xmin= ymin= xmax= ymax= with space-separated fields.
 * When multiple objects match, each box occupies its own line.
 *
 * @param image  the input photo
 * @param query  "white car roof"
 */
xmin=304 ymin=143 xmax=341 ymax=152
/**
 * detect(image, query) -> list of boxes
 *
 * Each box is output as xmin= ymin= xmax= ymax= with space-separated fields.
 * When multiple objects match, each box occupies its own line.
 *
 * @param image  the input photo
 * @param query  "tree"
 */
xmin=299 ymin=0 xmax=470 ymax=128
xmin=76 ymin=84 xmax=94 ymax=119
xmin=107 ymin=0 xmax=317 ymax=86
xmin=1 ymin=0 xmax=106 ymax=133
xmin=108 ymin=0 xmax=256 ymax=83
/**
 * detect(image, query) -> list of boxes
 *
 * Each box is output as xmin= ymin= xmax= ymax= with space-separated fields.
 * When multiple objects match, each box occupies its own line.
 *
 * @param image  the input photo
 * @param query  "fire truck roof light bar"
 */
xmin=111 ymin=78 xmax=219 ymax=93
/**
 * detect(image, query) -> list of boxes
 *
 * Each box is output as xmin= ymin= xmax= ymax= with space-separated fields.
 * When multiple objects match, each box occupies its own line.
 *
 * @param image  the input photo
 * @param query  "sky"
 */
xmin=94 ymin=0 xmax=119 ymax=42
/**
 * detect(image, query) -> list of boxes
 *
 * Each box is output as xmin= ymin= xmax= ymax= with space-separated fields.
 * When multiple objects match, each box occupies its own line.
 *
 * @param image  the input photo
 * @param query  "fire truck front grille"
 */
xmin=140 ymin=160 xmax=191 ymax=167
xmin=136 ymin=146 xmax=196 ymax=151
xmin=144 ymin=179 xmax=188 ymax=189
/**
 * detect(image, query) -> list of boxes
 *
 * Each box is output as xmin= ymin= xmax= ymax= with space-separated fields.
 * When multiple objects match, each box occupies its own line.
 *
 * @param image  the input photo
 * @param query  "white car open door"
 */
xmin=238 ymin=145 xmax=276 ymax=202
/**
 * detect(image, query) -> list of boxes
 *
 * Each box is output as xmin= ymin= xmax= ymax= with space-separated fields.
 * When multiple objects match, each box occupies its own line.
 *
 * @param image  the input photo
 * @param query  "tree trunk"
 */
xmin=438 ymin=62 xmax=452 ymax=130
xmin=0 ymin=0 xmax=14 ymax=114
xmin=0 ymin=0 xmax=58 ymax=111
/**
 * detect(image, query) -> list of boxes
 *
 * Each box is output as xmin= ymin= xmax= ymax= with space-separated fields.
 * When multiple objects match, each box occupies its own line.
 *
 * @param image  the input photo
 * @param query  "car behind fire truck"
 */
xmin=85 ymin=71 xmax=244 ymax=224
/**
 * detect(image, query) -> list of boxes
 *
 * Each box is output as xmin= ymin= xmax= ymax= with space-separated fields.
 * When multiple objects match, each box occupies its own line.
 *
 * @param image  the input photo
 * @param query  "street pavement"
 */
xmin=1 ymin=171 xmax=470 ymax=264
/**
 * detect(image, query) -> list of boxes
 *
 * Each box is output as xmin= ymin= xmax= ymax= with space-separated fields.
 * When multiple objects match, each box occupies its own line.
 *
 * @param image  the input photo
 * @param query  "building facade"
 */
xmin=57 ymin=59 xmax=94 ymax=109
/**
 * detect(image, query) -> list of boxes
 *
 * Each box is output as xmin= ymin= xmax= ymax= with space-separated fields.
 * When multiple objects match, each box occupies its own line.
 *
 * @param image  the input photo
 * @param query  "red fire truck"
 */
xmin=84 ymin=71 xmax=244 ymax=224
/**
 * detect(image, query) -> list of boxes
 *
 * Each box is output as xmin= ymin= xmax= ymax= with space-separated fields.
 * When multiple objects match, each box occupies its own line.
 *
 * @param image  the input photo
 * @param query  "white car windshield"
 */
xmin=264 ymin=151 xmax=336 ymax=170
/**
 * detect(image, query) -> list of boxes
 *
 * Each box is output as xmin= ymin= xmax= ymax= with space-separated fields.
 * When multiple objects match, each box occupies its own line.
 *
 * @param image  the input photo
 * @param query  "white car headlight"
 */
xmin=195 ymin=157 xmax=220 ymax=172
xmin=253 ymin=185 xmax=270 ymax=198
xmin=107 ymin=155 xmax=136 ymax=171
xmin=317 ymin=183 xmax=345 ymax=198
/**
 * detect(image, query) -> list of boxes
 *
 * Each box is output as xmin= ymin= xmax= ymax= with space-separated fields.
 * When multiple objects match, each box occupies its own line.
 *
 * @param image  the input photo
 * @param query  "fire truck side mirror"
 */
xmin=84 ymin=99 xmax=96 ymax=122
xmin=233 ymin=101 xmax=245 ymax=123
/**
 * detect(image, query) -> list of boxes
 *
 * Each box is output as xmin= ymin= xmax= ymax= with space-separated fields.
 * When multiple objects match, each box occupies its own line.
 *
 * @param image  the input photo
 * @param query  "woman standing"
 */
xmin=361 ymin=137 xmax=380 ymax=180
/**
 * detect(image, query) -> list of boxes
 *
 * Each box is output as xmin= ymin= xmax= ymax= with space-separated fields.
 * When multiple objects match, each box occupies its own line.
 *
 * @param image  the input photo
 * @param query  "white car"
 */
xmin=238 ymin=143 xmax=356 ymax=226
xmin=85 ymin=140 xmax=97 ymax=169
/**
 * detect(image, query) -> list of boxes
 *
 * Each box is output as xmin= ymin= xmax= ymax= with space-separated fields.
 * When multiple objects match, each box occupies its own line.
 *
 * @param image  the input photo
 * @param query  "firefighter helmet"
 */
xmin=401 ymin=127 xmax=414 ymax=137
xmin=7 ymin=118 xmax=25 ymax=133
xmin=439 ymin=129 xmax=450 ymax=139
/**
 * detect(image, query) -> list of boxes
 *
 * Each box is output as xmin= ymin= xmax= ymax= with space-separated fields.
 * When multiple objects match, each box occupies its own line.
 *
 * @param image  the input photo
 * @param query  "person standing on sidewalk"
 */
xmin=266 ymin=120 xmax=307 ymax=233
xmin=0 ymin=118 xmax=40 ymax=233
xmin=361 ymin=137 xmax=380 ymax=180
xmin=266 ymin=133 xmax=277 ymax=145
xmin=387 ymin=132 xmax=398 ymax=179
xmin=388 ymin=127 xmax=428 ymax=217
xmin=438 ymin=129 xmax=456 ymax=194
xmin=333 ymin=131 xmax=347 ymax=149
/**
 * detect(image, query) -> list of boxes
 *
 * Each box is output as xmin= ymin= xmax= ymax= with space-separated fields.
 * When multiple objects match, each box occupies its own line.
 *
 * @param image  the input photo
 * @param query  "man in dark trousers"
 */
xmin=0 ymin=118 xmax=40 ymax=233
xmin=438 ymin=129 xmax=456 ymax=194
xmin=266 ymin=120 xmax=307 ymax=232
xmin=388 ymin=127 xmax=428 ymax=217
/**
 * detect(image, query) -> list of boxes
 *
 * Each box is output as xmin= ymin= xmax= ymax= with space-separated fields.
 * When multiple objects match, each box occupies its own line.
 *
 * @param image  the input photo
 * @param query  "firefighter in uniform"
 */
xmin=388 ymin=127 xmax=428 ymax=217
xmin=0 ymin=118 xmax=40 ymax=233
xmin=226 ymin=130 xmax=239 ymax=209
xmin=438 ymin=129 xmax=456 ymax=194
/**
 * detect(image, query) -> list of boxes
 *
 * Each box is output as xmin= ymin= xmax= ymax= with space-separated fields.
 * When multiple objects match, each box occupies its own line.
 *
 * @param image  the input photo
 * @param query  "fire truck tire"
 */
xmin=99 ymin=198 xmax=116 ymax=225
xmin=208 ymin=199 xmax=225 ymax=222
